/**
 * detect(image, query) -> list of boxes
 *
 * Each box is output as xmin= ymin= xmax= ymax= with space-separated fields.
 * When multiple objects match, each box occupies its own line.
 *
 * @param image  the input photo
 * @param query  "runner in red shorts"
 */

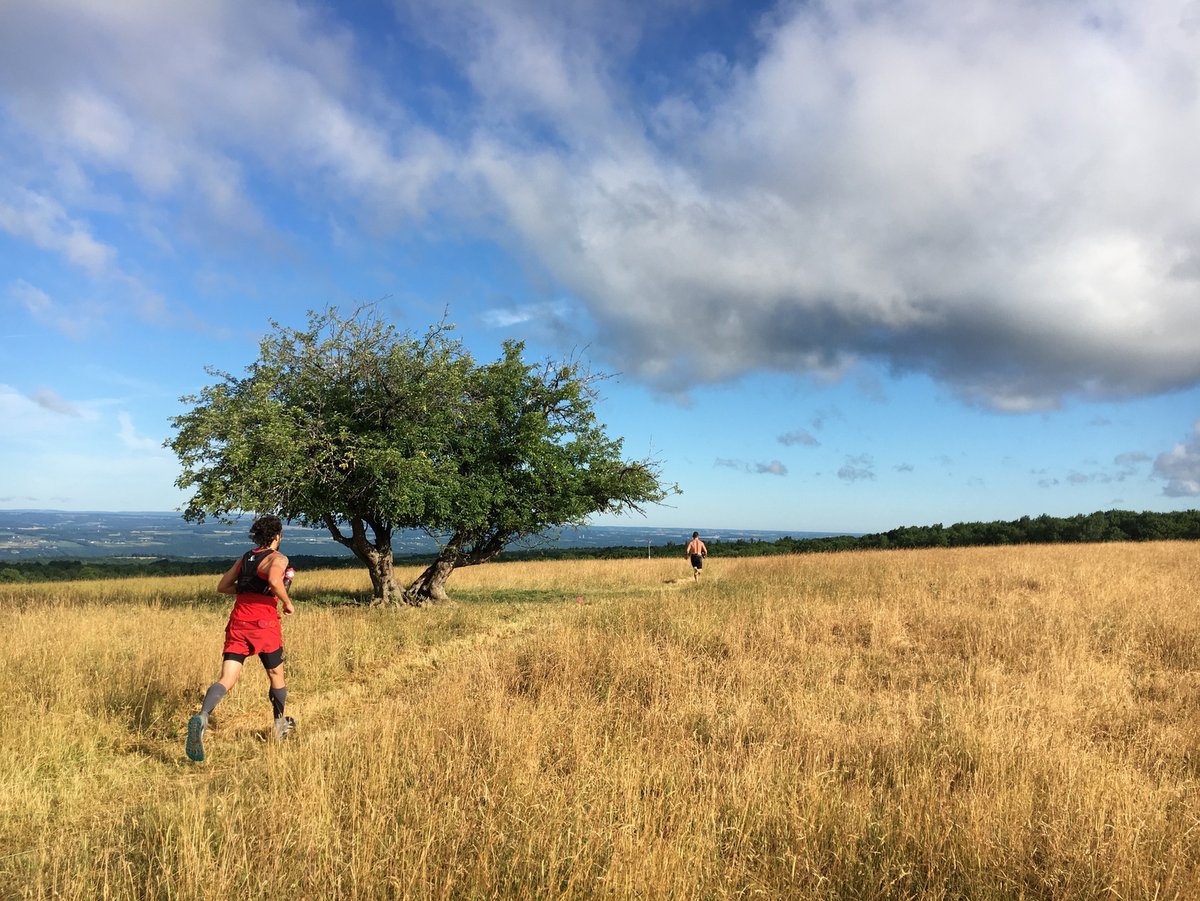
xmin=186 ymin=514 xmax=296 ymax=761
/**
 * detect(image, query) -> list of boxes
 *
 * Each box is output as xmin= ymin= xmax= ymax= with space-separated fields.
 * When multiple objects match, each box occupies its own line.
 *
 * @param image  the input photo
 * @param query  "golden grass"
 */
xmin=1 ymin=544 xmax=1198 ymax=899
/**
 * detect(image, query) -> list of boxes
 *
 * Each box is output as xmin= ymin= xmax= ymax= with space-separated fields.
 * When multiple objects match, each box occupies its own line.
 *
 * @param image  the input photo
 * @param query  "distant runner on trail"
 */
xmin=686 ymin=531 xmax=708 ymax=580
xmin=186 ymin=514 xmax=296 ymax=762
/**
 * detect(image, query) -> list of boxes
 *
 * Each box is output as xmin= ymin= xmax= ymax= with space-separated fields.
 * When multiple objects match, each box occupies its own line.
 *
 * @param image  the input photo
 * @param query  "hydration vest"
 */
xmin=235 ymin=548 xmax=276 ymax=595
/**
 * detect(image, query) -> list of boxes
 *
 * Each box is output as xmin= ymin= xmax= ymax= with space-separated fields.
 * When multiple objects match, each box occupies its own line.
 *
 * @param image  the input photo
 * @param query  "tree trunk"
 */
xmin=403 ymin=530 xmax=511 ymax=605
xmin=322 ymin=514 xmax=409 ymax=606
xmin=366 ymin=552 xmax=403 ymax=606
xmin=405 ymin=555 xmax=457 ymax=605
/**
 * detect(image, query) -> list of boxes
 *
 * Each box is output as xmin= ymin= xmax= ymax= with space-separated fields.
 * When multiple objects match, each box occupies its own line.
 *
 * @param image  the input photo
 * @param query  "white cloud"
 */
xmin=0 ymin=385 xmax=176 ymax=508
xmin=1153 ymin=420 xmax=1200 ymax=497
xmin=4 ymin=0 xmax=1199 ymax=413
xmin=0 ymin=189 xmax=115 ymax=275
xmin=0 ymin=446 xmax=184 ymax=511
xmin=6 ymin=279 xmax=99 ymax=339
xmin=117 ymin=411 xmax=162 ymax=452
xmin=8 ymin=279 xmax=51 ymax=315
xmin=440 ymin=0 xmax=1200 ymax=408
xmin=480 ymin=300 xmax=570 ymax=329
xmin=0 ymin=0 xmax=462 ymax=345
xmin=0 ymin=0 xmax=452 ymax=239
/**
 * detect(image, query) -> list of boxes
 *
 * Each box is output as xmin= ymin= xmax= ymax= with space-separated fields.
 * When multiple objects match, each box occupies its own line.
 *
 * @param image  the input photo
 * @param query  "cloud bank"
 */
xmin=2 ymin=0 xmax=1199 ymax=412
xmin=425 ymin=0 xmax=1200 ymax=409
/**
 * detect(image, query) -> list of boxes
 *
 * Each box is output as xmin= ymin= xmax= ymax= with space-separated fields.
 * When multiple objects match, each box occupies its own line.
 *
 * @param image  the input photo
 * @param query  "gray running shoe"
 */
xmin=186 ymin=714 xmax=208 ymax=762
xmin=274 ymin=715 xmax=296 ymax=741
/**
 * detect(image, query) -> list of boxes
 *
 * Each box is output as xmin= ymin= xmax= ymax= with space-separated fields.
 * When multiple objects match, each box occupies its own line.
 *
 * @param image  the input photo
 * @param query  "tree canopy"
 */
xmin=168 ymin=306 xmax=672 ymax=604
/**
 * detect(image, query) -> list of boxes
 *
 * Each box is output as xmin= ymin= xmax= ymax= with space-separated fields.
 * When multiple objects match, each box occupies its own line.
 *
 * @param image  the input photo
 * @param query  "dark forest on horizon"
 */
xmin=2 ymin=508 xmax=1197 ymax=585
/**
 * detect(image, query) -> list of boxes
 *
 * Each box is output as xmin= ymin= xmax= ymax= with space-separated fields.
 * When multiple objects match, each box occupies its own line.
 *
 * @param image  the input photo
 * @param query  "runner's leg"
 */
xmin=262 ymin=649 xmax=293 ymax=740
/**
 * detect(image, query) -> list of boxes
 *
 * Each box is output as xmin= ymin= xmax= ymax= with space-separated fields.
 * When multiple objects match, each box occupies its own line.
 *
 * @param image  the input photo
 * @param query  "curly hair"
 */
xmin=249 ymin=514 xmax=283 ymax=547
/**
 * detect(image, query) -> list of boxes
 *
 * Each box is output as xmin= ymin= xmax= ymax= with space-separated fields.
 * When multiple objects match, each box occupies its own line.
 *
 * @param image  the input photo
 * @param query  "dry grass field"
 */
xmin=1 ymin=543 xmax=1198 ymax=899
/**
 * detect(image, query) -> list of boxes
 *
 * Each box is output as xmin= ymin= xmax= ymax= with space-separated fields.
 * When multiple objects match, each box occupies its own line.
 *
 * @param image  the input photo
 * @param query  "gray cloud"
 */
xmin=1056 ymin=466 xmax=1137 ymax=487
xmin=778 ymin=428 xmax=819 ymax=447
xmin=838 ymin=454 xmax=875 ymax=482
xmin=715 ymin=457 xmax=788 ymax=477
xmin=30 ymin=387 xmax=81 ymax=417
xmin=1114 ymin=451 xmax=1151 ymax=466
xmin=810 ymin=407 xmax=843 ymax=431
xmin=1034 ymin=448 xmax=1156 ymax=490
xmin=1153 ymin=420 xmax=1200 ymax=496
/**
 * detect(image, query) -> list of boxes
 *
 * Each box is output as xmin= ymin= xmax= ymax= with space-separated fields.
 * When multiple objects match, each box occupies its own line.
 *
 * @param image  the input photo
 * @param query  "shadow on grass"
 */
xmin=297 ymin=587 xmax=572 ymax=607
xmin=298 ymin=591 xmax=376 ymax=608
xmin=306 ymin=587 xmax=572 ymax=607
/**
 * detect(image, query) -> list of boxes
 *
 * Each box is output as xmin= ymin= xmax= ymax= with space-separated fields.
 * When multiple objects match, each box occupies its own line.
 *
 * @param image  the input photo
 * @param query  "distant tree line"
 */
xmin=511 ymin=509 xmax=1200 ymax=560
xmin=756 ymin=508 xmax=1200 ymax=554
xmin=1 ymin=509 xmax=1196 ymax=584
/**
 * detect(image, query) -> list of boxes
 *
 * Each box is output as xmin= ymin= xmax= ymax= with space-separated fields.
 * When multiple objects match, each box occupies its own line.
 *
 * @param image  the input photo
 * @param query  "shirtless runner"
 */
xmin=685 ymin=531 xmax=708 ymax=580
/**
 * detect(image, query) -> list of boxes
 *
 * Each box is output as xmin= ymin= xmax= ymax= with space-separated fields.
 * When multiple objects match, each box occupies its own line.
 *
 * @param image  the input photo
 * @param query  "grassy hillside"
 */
xmin=2 ymin=544 xmax=1197 ymax=899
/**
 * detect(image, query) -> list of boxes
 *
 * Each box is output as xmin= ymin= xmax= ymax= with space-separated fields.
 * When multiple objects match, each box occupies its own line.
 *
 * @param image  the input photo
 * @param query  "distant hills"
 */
xmin=0 ymin=510 xmax=843 ymax=561
xmin=3 ymin=508 xmax=1193 ymax=571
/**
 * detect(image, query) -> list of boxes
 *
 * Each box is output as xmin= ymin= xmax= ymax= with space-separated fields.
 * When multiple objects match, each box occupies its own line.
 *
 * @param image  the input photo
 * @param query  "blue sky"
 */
xmin=1 ymin=0 xmax=1199 ymax=534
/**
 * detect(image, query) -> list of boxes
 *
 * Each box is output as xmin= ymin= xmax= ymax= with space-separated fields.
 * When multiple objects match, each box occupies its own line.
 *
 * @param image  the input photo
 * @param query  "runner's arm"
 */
xmin=264 ymin=554 xmax=296 ymax=616
xmin=216 ymin=559 xmax=241 ymax=595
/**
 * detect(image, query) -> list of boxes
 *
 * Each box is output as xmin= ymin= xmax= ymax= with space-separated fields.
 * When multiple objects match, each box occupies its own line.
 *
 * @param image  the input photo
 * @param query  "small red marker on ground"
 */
xmin=577 ymin=595 xmax=583 ymax=604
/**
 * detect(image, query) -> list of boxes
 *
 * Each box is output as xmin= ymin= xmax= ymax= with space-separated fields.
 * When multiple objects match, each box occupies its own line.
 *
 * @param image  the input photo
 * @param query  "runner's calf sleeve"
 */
xmin=200 ymin=683 xmax=227 ymax=717
xmin=269 ymin=686 xmax=287 ymax=719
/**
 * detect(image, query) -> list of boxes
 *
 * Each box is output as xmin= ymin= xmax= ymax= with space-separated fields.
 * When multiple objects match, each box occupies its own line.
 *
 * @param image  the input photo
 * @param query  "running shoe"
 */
xmin=186 ymin=714 xmax=207 ymax=762
xmin=274 ymin=716 xmax=296 ymax=741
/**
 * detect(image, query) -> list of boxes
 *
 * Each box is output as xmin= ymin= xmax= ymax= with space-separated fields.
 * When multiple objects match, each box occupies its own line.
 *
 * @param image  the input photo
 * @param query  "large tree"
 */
xmin=168 ymin=306 xmax=672 ymax=605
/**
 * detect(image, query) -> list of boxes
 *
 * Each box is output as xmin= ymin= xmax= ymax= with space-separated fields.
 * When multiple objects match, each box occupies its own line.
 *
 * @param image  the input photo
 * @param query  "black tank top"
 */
xmin=235 ymin=548 xmax=276 ymax=595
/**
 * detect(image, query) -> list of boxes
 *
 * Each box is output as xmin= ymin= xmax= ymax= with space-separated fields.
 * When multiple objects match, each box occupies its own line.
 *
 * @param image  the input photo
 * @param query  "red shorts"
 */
xmin=225 ymin=595 xmax=283 ymax=657
xmin=224 ymin=594 xmax=282 ymax=657
xmin=224 ymin=616 xmax=282 ymax=657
